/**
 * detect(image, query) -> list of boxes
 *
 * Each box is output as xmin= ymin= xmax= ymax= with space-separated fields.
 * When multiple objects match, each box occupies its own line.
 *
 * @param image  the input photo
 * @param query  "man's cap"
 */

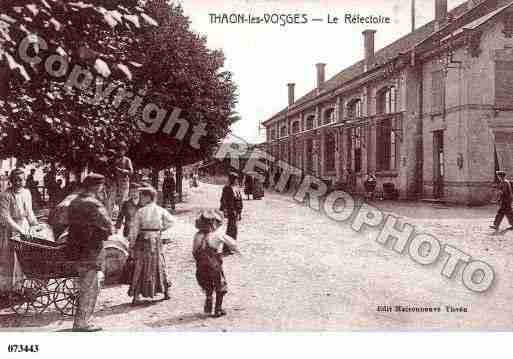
xmin=82 ymin=173 xmax=105 ymax=187
xmin=496 ymin=170 xmax=506 ymax=177
xmin=228 ymin=172 xmax=239 ymax=179
xmin=118 ymin=141 xmax=128 ymax=150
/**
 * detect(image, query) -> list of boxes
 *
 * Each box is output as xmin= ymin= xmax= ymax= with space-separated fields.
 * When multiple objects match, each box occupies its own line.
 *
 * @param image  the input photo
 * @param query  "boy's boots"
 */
xmin=204 ymin=296 xmax=213 ymax=314
xmin=213 ymin=292 xmax=226 ymax=317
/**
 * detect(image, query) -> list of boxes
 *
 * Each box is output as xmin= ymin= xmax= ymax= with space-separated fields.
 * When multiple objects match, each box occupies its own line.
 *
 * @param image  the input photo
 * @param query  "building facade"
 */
xmin=262 ymin=0 xmax=513 ymax=205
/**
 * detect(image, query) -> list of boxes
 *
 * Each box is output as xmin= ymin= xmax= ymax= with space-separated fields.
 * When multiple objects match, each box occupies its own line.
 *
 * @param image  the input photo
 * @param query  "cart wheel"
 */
xmin=10 ymin=279 xmax=52 ymax=316
xmin=53 ymin=279 xmax=78 ymax=317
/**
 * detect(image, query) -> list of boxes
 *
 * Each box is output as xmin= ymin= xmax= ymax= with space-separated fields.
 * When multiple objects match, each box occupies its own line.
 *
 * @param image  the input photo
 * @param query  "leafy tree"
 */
xmin=129 ymin=1 xmax=238 ymax=184
xmin=0 ymin=0 xmax=158 ymax=173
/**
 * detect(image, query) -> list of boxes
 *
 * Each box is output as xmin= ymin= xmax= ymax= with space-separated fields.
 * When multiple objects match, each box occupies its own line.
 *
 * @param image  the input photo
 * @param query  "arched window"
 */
xmin=377 ymin=86 xmax=397 ymax=114
xmin=292 ymin=121 xmax=300 ymax=134
xmin=306 ymin=115 xmax=315 ymax=130
xmin=324 ymin=108 xmax=335 ymax=125
xmin=347 ymin=99 xmax=362 ymax=119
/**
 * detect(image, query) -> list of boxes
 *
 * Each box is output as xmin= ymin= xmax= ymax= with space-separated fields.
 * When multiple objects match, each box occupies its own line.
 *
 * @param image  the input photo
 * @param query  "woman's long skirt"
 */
xmin=0 ymin=219 xmax=28 ymax=295
xmin=128 ymin=234 xmax=170 ymax=299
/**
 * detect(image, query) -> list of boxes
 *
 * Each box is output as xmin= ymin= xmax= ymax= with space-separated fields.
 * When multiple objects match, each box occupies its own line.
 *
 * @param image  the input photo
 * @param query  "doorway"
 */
xmin=433 ymin=130 xmax=444 ymax=198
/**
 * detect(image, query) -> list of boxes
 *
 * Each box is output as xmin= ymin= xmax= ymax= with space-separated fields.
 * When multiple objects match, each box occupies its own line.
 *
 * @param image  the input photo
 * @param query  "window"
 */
xmin=292 ymin=121 xmax=300 ymax=134
xmin=270 ymin=129 xmax=277 ymax=140
xmin=376 ymin=119 xmax=397 ymax=171
xmin=306 ymin=115 xmax=315 ymax=130
xmin=431 ymin=70 xmax=445 ymax=114
xmin=325 ymin=132 xmax=336 ymax=172
xmin=324 ymin=108 xmax=335 ymax=125
xmin=280 ymin=142 xmax=287 ymax=160
xmin=306 ymin=138 xmax=314 ymax=173
xmin=352 ymin=126 xmax=362 ymax=173
xmin=377 ymin=87 xmax=397 ymax=114
xmin=280 ymin=125 xmax=287 ymax=137
xmin=347 ymin=99 xmax=362 ymax=119
xmin=495 ymin=60 xmax=513 ymax=108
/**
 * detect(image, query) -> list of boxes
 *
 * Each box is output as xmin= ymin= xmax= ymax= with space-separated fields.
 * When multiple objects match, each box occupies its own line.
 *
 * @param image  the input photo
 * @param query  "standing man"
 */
xmin=220 ymin=172 xmax=243 ymax=255
xmin=491 ymin=170 xmax=513 ymax=231
xmin=68 ymin=174 xmax=112 ymax=332
xmin=107 ymin=142 xmax=133 ymax=218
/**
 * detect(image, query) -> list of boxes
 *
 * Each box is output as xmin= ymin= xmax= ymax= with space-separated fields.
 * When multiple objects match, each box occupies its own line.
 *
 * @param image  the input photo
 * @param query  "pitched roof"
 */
xmin=263 ymin=1 xmax=479 ymax=125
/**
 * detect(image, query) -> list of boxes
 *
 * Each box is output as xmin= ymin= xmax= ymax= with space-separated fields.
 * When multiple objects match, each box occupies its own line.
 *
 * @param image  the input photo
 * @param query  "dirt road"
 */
xmin=1 ymin=183 xmax=512 ymax=331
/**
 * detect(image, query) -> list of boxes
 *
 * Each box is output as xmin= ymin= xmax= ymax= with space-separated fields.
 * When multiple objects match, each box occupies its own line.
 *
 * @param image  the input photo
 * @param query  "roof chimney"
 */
xmin=287 ymin=83 xmax=295 ymax=107
xmin=435 ymin=0 xmax=448 ymax=30
xmin=362 ymin=29 xmax=376 ymax=72
xmin=316 ymin=63 xmax=326 ymax=89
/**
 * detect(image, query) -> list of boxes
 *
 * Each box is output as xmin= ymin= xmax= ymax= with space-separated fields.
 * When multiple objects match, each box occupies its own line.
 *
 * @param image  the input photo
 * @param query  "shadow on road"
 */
xmin=144 ymin=312 xmax=208 ymax=328
xmin=95 ymin=301 xmax=160 ymax=318
xmin=0 ymin=311 xmax=67 ymax=328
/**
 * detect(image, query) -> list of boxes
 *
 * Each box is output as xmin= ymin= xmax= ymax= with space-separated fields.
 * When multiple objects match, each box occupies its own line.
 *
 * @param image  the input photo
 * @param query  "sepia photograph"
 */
xmin=1 ymin=0 xmax=513 ymax=356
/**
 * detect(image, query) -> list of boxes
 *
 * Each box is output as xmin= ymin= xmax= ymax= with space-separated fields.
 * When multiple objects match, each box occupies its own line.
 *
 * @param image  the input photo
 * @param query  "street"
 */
xmin=0 ymin=182 xmax=512 ymax=331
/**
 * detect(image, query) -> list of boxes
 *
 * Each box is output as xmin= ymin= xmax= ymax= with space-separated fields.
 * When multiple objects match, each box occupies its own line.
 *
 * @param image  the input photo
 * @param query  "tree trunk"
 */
xmin=176 ymin=165 xmax=183 ymax=202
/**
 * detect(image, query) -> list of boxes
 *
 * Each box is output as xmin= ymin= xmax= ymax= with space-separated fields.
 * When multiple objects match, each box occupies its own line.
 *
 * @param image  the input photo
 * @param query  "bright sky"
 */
xmin=180 ymin=0 xmax=467 ymax=144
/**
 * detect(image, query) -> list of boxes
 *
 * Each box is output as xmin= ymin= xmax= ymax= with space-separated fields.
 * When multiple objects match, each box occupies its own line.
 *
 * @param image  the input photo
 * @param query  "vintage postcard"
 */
xmin=0 ymin=0 xmax=512 ymax=351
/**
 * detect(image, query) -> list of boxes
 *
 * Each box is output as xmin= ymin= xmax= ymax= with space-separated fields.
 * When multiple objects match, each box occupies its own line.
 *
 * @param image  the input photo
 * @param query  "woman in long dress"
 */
xmin=0 ymin=168 xmax=39 ymax=299
xmin=128 ymin=186 xmax=174 ymax=304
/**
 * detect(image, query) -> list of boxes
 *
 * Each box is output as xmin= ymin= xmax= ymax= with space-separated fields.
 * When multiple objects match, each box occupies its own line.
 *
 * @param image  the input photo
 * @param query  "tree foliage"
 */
xmin=0 ymin=0 xmax=238 ymax=173
xmin=0 ymin=0 xmax=158 ymax=170
xmin=130 ymin=1 xmax=238 ymax=170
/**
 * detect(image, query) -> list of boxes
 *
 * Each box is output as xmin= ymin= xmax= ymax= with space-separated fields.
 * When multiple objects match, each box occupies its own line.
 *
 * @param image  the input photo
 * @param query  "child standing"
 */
xmin=193 ymin=210 xmax=238 ymax=317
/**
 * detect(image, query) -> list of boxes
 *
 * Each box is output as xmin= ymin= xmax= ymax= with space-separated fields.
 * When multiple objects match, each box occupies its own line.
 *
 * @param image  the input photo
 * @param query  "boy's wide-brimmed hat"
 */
xmin=195 ymin=209 xmax=224 ymax=230
xmin=496 ymin=170 xmax=506 ymax=177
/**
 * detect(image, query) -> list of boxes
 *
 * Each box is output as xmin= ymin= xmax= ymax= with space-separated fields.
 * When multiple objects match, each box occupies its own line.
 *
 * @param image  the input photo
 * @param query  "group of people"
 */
xmin=0 ymin=141 xmax=251 ymax=332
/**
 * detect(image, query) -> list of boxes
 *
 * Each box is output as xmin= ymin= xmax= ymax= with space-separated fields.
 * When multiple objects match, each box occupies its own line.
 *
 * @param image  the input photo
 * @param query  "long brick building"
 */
xmin=262 ymin=0 xmax=513 ymax=205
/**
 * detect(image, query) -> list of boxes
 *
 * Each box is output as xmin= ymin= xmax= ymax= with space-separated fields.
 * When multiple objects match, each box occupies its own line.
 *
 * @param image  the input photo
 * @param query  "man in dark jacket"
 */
xmin=68 ymin=174 xmax=112 ymax=331
xmin=220 ymin=172 xmax=243 ymax=255
xmin=491 ymin=170 xmax=513 ymax=230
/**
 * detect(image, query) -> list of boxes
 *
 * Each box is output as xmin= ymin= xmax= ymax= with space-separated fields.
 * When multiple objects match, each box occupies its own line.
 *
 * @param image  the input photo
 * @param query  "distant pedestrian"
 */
xmin=193 ymin=210 xmax=238 ymax=317
xmin=128 ymin=186 xmax=174 ymax=305
xmin=162 ymin=170 xmax=176 ymax=212
xmin=116 ymin=184 xmax=141 ymax=237
xmin=26 ymin=169 xmax=40 ymax=208
xmin=44 ymin=166 xmax=57 ymax=206
xmin=107 ymin=142 xmax=133 ymax=218
xmin=364 ymin=173 xmax=377 ymax=200
xmin=219 ymin=172 xmax=243 ymax=255
xmin=490 ymin=170 xmax=513 ymax=231
xmin=244 ymin=174 xmax=254 ymax=200
xmin=192 ymin=172 xmax=199 ymax=188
